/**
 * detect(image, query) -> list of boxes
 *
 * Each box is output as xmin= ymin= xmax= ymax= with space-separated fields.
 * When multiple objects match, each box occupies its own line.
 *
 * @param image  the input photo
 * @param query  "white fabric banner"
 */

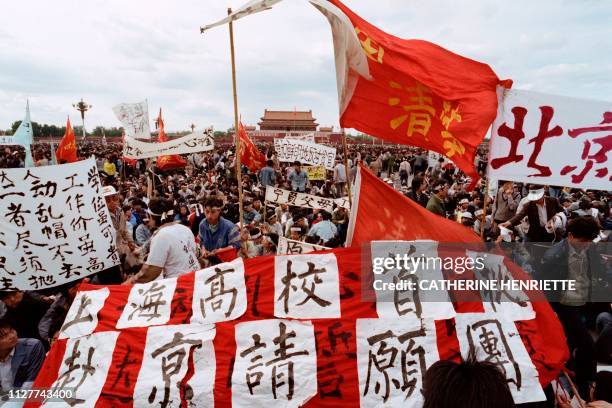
xmin=488 ymin=88 xmax=612 ymax=190
xmin=0 ymin=136 xmax=19 ymax=145
xmin=200 ymin=0 xmax=282 ymax=32
xmin=276 ymin=237 xmax=330 ymax=255
xmin=112 ymin=101 xmax=152 ymax=140
xmin=232 ymin=319 xmax=317 ymax=407
xmin=59 ymin=287 xmax=110 ymax=339
xmin=0 ymin=158 xmax=119 ymax=291
xmin=274 ymin=138 xmax=336 ymax=170
xmin=264 ymin=186 xmax=336 ymax=212
xmin=455 ymin=313 xmax=546 ymax=404
xmin=334 ymin=197 xmax=350 ymax=210
xmin=123 ymin=128 xmax=214 ymax=159
xmin=116 ymin=279 xmax=178 ymax=329
xmin=357 ymin=318 xmax=439 ymax=407
xmin=284 ymin=133 xmax=315 ymax=143
xmin=274 ymin=253 xmax=341 ymax=319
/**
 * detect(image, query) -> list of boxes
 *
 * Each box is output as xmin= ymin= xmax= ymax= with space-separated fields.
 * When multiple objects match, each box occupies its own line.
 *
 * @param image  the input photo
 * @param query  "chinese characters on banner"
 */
xmin=488 ymin=88 xmax=611 ymax=190
xmin=276 ymin=236 xmax=330 ymax=255
xmin=232 ymin=319 xmax=317 ymax=407
xmin=285 ymin=133 xmax=316 ymax=143
xmin=264 ymin=186 xmax=336 ymax=212
xmin=112 ymin=101 xmax=152 ymax=140
xmin=274 ymin=138 xmax=337 ymax=170
xmin=357 ymin=318 xmax=439 ymax=407
xmin=0 ymin=158 xmax=119 ymax=291
xmin=455 ymin=313 xmax=546 ymax=404
xmin=59 ymin=287 xmax=110 ymax=339
xmin=116 ymin=279 xmax=178 ymax=329
xmin=304 ymin=165 xmax=326 ymax=181
xmin=123 ymin=128 xmax=215 ymax=159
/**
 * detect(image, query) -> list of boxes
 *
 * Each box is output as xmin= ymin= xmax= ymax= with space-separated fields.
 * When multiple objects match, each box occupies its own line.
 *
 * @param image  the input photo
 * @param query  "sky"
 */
xmin=1 ymin=0 xmax=611 ymax=133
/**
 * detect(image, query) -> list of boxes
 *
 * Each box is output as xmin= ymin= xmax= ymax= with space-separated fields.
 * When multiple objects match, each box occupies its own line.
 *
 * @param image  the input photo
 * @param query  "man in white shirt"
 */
xmin=307 ymin=211 xmax=337 ymax=244
xmin=126 ymin=198 xmax=199 ymax=283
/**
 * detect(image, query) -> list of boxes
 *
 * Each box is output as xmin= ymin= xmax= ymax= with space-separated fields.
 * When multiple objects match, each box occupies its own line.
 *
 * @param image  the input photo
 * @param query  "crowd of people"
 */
xmin=0 ymin=140 xmax=610 ymax=406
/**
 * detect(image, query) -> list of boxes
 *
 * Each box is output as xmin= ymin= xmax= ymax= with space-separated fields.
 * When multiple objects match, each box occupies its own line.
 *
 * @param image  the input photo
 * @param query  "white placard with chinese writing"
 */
xmin=274 ymin=253 xmax=341 ymax=319
xmin=356 ymin=317 xmax=439 ymax=407
xmin=454 ymin=313 xmax=546 ymax=404
xmin=466 ymin=251 xmax=535 ymax=321
xmin=488 ymin=87 xmax=611 ymax=190
xmin=133 ymin=324 xmax=216 ymax=407
xmin=43 ymin=331 xmax=120 ymax=408
xmin=371 ymin=241 xmax=456 ymax=320
xmin=112 ymin=100 xmax=152 ymax=140
xmin=264 ymin=186 xmax=335 ymax=212
xmin=274 ymin=138 xmax=336 ymax=170
xmin=0 ymin=158 xmax=119 ymax=291
xmin=285 ymin=133 xmax=316 ymax=143
xmin=123 ymin=128 xmax=214 ymax=159
xmin=334 ymin=197 xmax=350 ymax=210
xmin=276 ymin=237 xmax=330 ymax=255
xmin=232 ymin=319 xmax=317 ymax=408
xmin=191 ymin=258 xmax=247 ymax=324
xmin=59 ymin=287 xmax=110 ymax=339
xmin=116 ymin=278 xmax=177 ymax=329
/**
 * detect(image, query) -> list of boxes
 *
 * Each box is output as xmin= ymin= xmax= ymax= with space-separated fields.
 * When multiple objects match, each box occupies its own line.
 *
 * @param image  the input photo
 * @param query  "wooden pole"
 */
xmin=228 ymin=8 xmax=244 ymax=226
xmin=480 ymin=178 xmax=490 ymax=239
xmin=341 ymin=128 xmax=352 ymax=208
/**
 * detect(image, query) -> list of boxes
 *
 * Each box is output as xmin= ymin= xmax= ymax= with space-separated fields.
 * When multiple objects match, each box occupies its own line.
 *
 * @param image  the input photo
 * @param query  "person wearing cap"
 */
xmin=459 ymin=212 xmax=474 ymax=227
xmin=501 ymin=185 xmax=563 ymax=242
xmin=198 ymin=197 xmax=241 ymax=263
xmin=126 ymin=198 xmax=199 ymax=283
xmin=454 ymin=198 xmax=470 ymax=222
xmin=288 ymin=161 xmax=308 ymax=192
xmin=103 ymin=185 xmax=136 ymax=283
xmin=426 ymin=181 xmax=448 ymax=217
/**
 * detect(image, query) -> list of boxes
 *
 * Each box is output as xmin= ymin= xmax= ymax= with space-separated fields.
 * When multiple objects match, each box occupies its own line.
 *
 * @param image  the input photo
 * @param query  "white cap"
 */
xmin=461 ymin=212 xmax=473 ymax=220
xmin=527 ymin=188 xmax=545 ymax=201
xmin=102 ymin=185 xmax=118 ymax=197
xmin=459 ymin=198 xmax=469 ymax=205
xmin=474 ymin=209 xmax=484 ymax=217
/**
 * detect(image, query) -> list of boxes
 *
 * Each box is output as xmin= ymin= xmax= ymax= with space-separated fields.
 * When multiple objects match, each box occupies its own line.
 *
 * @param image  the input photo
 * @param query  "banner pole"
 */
xmin=342 ymin=128 xmax=352 ymax=209
xmin=480 ymin=178 xmax=489 ymax=239
xmin=228 ymin=8 xmax=244 ymax=226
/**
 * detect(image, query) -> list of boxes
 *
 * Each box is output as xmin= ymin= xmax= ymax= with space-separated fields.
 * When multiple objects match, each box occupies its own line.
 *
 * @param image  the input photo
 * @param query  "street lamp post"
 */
xmin=72 ymin=98 xmax=92 ymax=140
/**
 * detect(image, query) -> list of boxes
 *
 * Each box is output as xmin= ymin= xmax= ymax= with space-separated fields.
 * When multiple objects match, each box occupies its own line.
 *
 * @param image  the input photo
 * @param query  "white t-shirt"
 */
xmin=146 ymin=223 xmax=199 ymax=279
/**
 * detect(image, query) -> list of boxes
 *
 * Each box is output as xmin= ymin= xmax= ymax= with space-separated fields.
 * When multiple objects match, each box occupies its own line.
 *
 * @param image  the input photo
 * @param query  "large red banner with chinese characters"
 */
xmin=28 ymin=245 xmax=567 ymax=407
xmin=488 ymin=88 xmax=611 ymax=190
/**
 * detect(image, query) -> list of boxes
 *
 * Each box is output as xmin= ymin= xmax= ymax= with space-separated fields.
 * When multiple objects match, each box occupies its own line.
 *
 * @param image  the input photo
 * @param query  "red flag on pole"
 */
xmin=317 ymin=0 xmax=511 ymax=186
xmin=156 ymin=108 xmax=186 ymax=171
xmin=238 ymin=121 xmax=266 ymax=172
xmin=55 ymin=117 xmax=78 ymax=163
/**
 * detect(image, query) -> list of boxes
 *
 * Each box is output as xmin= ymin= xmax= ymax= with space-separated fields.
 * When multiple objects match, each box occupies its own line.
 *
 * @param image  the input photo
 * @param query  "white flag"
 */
xmin=112 ymin=100 xmax=151 ymax=140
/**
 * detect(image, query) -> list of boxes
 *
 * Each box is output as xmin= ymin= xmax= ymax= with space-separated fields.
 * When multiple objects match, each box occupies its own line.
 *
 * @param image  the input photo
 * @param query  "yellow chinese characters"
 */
xmin=439 ymin=101 xmax=465 ymax=158
xmin=388 ymin=81 xmax=435 ymax=139
xmin=355 ymin=27 xmax=384 ymax=64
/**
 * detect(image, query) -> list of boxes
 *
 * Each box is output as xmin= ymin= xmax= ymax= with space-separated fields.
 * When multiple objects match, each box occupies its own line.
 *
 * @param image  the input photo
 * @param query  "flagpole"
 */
xmin=228 ymin=7 xmax=244 ymax=226
xmin=341 ymin=128 xmax=352 ymax=208
xmin=480 ymin=178 xmax=489 ymax=239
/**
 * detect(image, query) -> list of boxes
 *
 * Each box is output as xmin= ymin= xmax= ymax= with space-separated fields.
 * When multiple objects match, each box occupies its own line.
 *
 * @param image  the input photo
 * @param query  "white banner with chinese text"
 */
xmin=123 ymin=128 xmax=215 ymax=159
xmin=274 ymin=138 xmax=336 ymax=170
xmin=264 ymin=186 xmax=336 ymax=212
xmin=488 ymin=88 xmax=611 ymax=190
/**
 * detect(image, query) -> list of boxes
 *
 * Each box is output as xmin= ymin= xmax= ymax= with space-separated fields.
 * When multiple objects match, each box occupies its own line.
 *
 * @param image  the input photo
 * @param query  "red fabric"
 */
xmin=329 ymin=0 xmax=511 ymax=185
xmin=156 ymin=109 xmax=186 ymax=170
xmin=55 ymin=118 xmax=78 ymax=163
xmin=216 ymin=246 xmax=238 ymax=263
xmin=29 ymin=246 xmax=567 ymax=406
xmin=238 ymin=121 xmax=266 ymax=172
xmin=349 ymin=165 xmax=482 ymax=246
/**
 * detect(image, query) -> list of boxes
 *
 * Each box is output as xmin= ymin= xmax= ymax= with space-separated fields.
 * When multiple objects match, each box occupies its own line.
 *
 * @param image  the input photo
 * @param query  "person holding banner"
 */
xmin=198 ymin=197 xmax=241 ymax=264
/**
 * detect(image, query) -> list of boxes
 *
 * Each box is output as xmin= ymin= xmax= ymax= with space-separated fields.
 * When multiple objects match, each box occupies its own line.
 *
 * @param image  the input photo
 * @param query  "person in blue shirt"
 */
xmin=288 ymin=161 xmax=309 ymax=192
xmin=243 ymin=200 xmax=262 ymax=226
xmin=198 ymin=197 xmax=241 ymax=263
xmin=258 ymin=160 xmax=276 ymax=188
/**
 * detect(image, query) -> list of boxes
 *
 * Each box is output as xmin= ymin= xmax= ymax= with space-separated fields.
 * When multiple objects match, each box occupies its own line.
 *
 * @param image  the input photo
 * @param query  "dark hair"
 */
xmin=320 ymin=210 xmax=332 ymax=221
xmin=266 ymin=159 xmax=273 ymax=166
xmin=422 ymin=357 xmax=514 ymax=408
xmin=148 ymin=198 xmax=174 ymax=224
xmin=412 ymin=176 xmax=424 ymax=192
xmin=594 ymin=371 xmax=612 ymax=402
xmin=204 ymin=197 xmax=224 ymax=209
xmin=567 ymin=216 xmax=599 ymax=240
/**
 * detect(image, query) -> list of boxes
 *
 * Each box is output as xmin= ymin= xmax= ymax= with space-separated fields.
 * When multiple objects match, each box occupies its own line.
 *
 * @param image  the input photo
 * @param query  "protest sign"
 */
xmin=305 ymin=165 xmax=326 ymax=180
xmin=123 ymin=128 xmax=214 ymax=159
xmin=488 ymin=88 xmax=611 ymax=191
xmin=264 ymin=186 xmax=336 ymax=212
xmin=334 ymin=196 xmax=350 ymax=210
xmin=285 ymin=133 xmax=315 ymax=143
xmin=277 ymin=236 xmax=330 ymax=255
xmin=31 ymin=245 xmax=566 ymax=406
xmin=112 ymin=100 xmax=152 ymax=140
xmin=0 ymin=158 xmax=119 ymax=290
xmin=274 ymin=138 xmax=336 ymax=170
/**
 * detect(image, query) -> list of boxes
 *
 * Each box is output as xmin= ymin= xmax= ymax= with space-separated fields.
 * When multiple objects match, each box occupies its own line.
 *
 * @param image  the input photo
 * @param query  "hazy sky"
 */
xmin=1 ymin=0 xmax=610 ymax=133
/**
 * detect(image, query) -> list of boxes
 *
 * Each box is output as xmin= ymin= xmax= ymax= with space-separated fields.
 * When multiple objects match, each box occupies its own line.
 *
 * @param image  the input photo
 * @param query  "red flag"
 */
xmin=156 ymin=109 xmax=187 ymax=171
xmin=320 ymin=0 xmax=511 ymax=186
xmin=238 ymin=121 xmax=266 ymax=172
xmin=55 ymin=117 xmax=78 ymax=163
xmin=347 ymin=165 xmax=481 ymax=246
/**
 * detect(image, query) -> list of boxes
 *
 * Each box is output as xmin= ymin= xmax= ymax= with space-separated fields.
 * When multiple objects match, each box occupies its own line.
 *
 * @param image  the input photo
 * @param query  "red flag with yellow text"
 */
xmin=55 ymin=117 xmax=78 ymax=163
xmin=238 ymin=121 xmax=266 ymax=172
xmin=318 ymin=0 xmax=511 ymax=186
xmin=156 ymin=109 xmax=187 ymax=171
